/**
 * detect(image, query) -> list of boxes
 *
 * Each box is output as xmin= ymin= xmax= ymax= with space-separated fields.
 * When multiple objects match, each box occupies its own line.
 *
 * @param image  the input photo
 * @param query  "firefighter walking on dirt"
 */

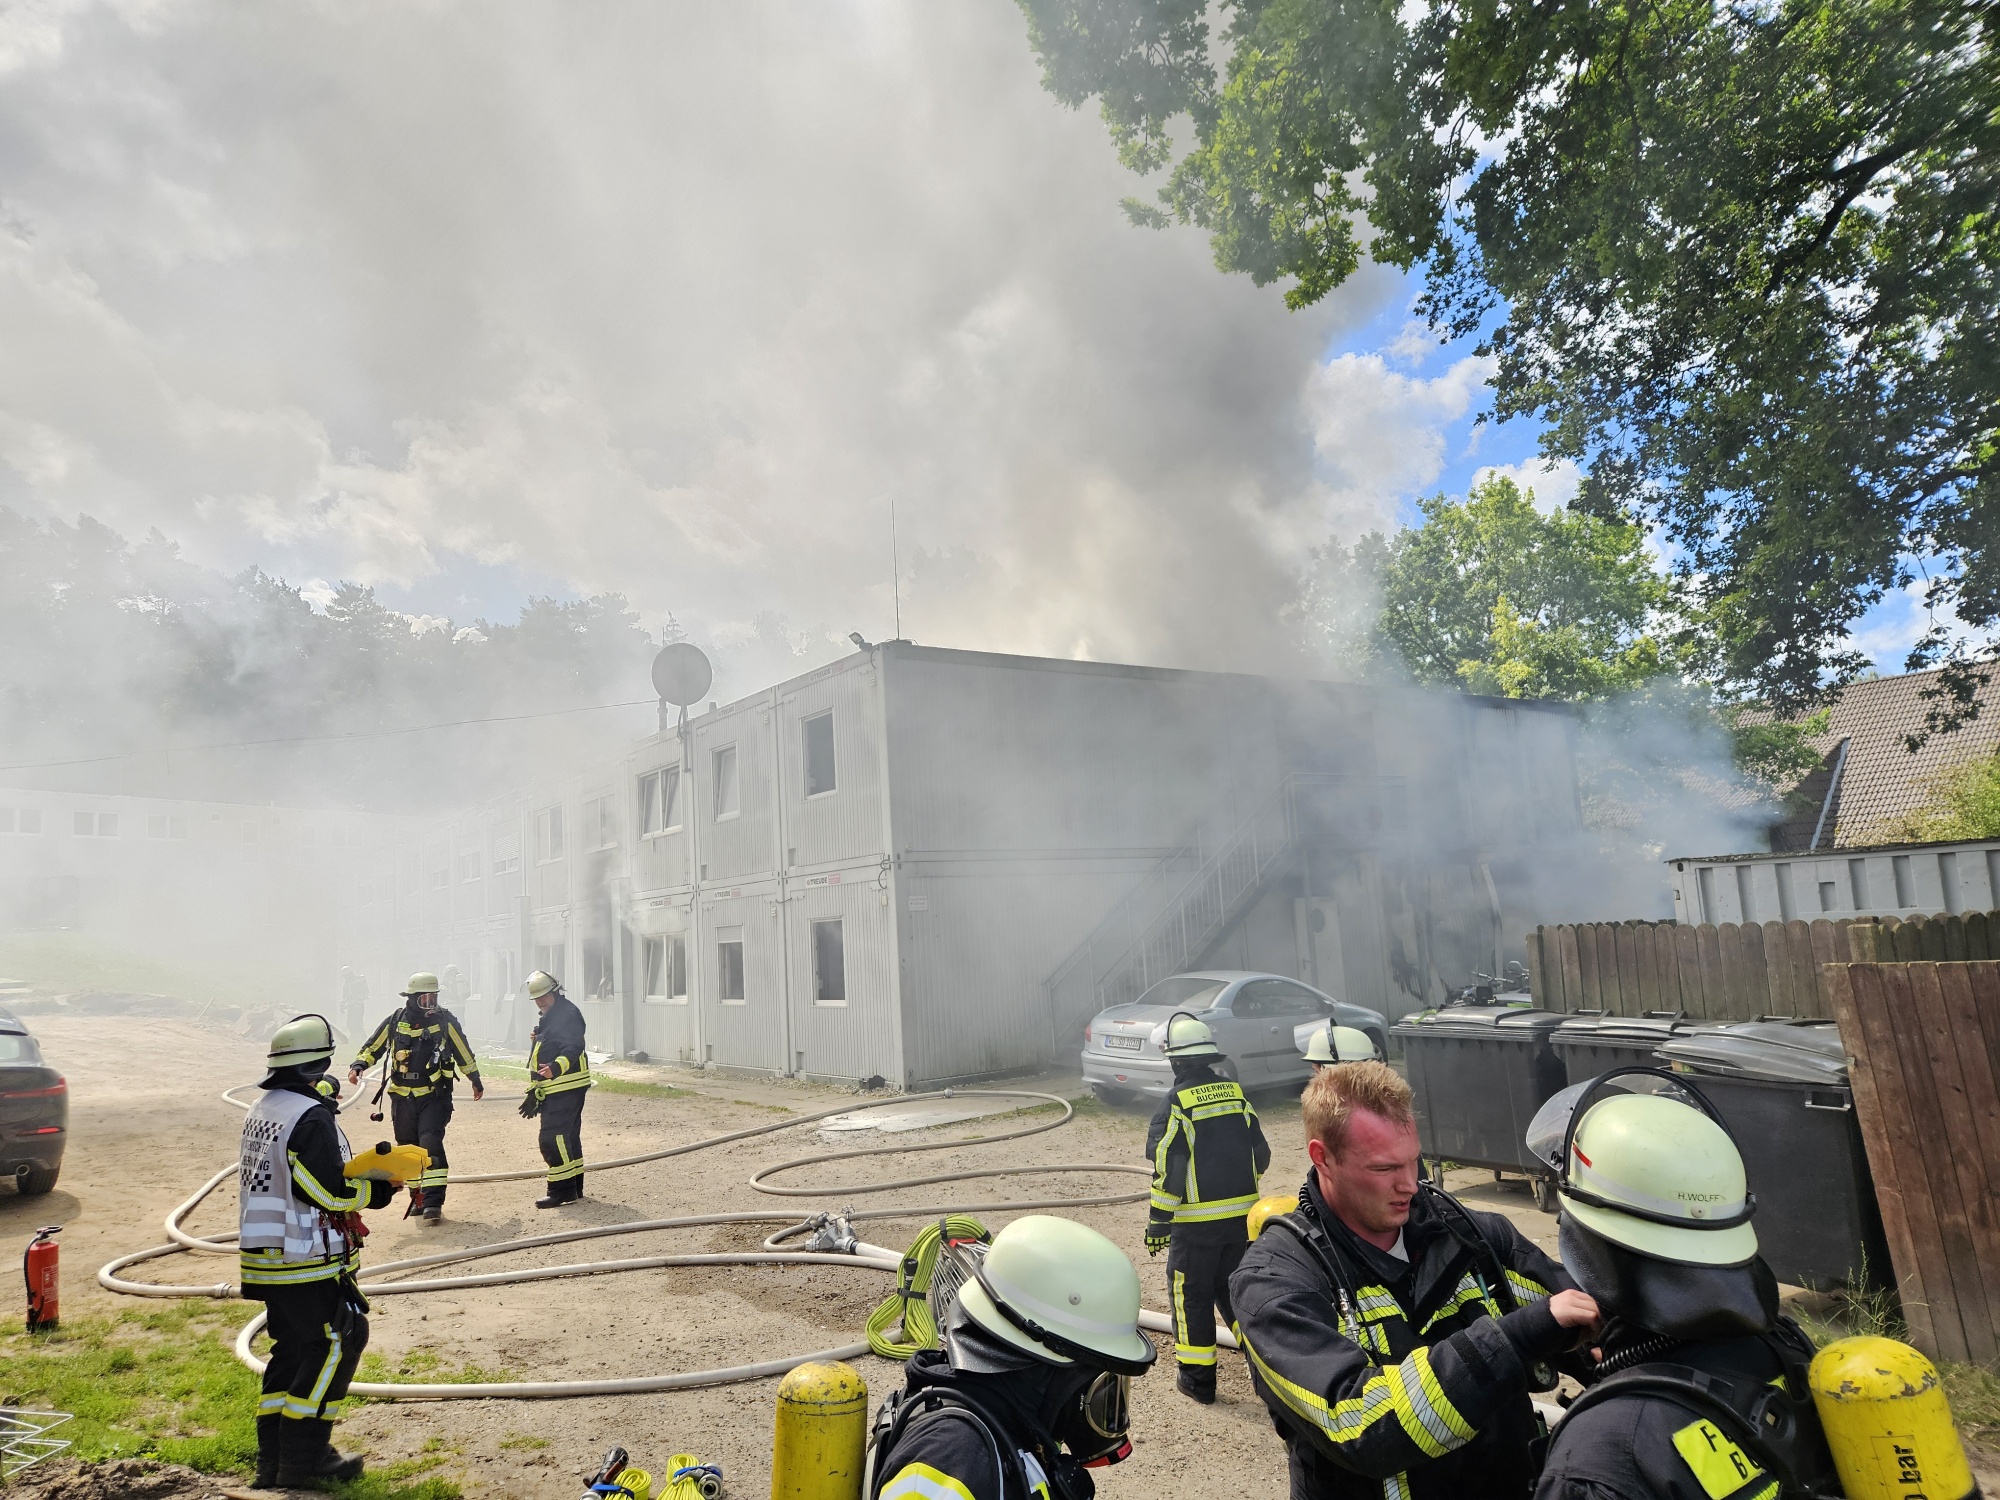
xmin=241 ymin=1015 xmax=400 ymax=1489
xmin=519 ymin=969 xmax=591 ymax=1207
xmin=1144 ymin=1011 xmax=1271 ymax=1404
xmin=346 ymin=971 xmax=482 ymax=1222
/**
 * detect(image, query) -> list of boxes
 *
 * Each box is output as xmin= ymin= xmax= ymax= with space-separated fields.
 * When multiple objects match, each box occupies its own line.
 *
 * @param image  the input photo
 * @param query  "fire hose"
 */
xmin=99 ymin=1084 xmax=1234 ymax=1400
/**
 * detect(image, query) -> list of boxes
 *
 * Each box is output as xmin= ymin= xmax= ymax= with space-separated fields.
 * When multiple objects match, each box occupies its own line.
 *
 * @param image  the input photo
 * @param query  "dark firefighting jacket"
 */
xmin=1145 ymin=1063 xmax=1272 ymax=1239
xmin=1230 ymin=1174 xmax=1584 ymax=1500
xmin=1534 ymin=1322 xmax=1837 ymax=1500
xmin=352 ymin=1002 xmax=481 ymax=1098
xmin=528 ymin=993 xmax=591 ymax=1099
xmin=870 ymin=1350 xmax=1086 ymax=1500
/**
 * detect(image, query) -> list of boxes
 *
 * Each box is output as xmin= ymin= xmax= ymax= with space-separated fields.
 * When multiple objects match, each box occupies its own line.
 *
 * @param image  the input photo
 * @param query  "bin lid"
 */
xmin=1551 ymin=1011 xmax=1685 ymax=1045
xmin=1653 ymin=1020 xmax=1848 ymax=1085
xmin=1389 ymin=1003 xmax=1564 ymax=1037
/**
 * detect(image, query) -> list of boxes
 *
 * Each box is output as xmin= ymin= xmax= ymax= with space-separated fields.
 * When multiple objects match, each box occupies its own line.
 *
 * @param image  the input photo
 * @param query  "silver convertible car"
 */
xmin=1079 ymin=970 xmax=1388 ymax=1103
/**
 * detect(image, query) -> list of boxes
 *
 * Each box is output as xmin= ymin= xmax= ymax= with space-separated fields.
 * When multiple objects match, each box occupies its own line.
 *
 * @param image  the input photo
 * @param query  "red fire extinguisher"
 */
xmin=24 ymin=1225 xmax=60 ymax=1333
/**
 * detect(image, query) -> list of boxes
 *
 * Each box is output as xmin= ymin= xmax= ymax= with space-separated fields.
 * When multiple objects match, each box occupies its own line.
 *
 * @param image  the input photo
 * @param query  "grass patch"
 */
xmin=731 ymin=1097 xmax=794 ymax=1113
xmin=357 ymin=1346 xmax=512 ymax=1386
xmin=473 ymin=1060 xmax=695 ymax=1101
xmin=0 ymin=932 xmax=295 ymax=1013
xmin=0 ymin=1301 xmax=460 ymax=1496
xmin=499 ymin=1432 xmax=550 ymax=1451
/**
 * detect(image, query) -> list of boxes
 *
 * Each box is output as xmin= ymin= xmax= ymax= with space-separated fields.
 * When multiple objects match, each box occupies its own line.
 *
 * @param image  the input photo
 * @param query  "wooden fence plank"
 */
xmin=1574 ymin=923 xmax=1601 ymax=1011
xmin=1944 ymin=917 xmax=1970 ymax=963
xmin=1525 ymin=929 xmax=1549 ymax=1010
xmin=1743 ymin=921 xmax=1773 ymax=1019
xmin=1633 ymin=923 xmax=1659 ymax=1013
xmin=1597 ymin=925 xmax=1622 ymax=1014
xmin=1559 ymin=925 xmax=1584 ymax=1013
xmin=1656 ymin=924 xmax=1683 ymax=1013
xmin=1763 ymin=921 xmax=1797 ymax=1016
xmin=1827 ymin=964 xmax=1941 ymax=1357
xmin=1900 ymin=963 xmax=1999 ymax=1361
xmin=1967 ymin=912 xmax=1993 ymax=961
xmin=1936 ymin=963 xmax=2000 ymax=1341
xmin=1785 ymin=920 xmax=1818 ymax=1017
xmin=1671 ymin=924 xmax=1697 ymax=1014
xmin=1696 ymin=923 xmax=1726 ymax=1021
xmin=1613 ymin=923 xmax=1639 ymax=1016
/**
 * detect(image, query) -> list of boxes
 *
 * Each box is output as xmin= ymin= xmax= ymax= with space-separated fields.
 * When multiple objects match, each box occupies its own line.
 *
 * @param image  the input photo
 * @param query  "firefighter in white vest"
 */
xmin=240 ymin=1014 xmax=401 ymax=1489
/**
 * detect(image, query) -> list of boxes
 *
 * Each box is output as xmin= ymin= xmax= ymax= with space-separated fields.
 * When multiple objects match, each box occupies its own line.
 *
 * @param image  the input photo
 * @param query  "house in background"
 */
xmin=1671 ymin=668 xmax=2000 ymax=924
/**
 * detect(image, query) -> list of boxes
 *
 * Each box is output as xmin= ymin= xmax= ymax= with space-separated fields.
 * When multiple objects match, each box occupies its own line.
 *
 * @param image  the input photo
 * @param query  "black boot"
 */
xmin=1176 ymin=1364 xmax=1217 ymax=1404
xmin=422 ymin=1192 xmax=443 ymax=1222
xmin=275 ymin=1416 xmax=365 ymax=1488
xmin=535 ymin=1185 xmax=563 ymax=1208
xmin=565 ymin=1175 xmax=585 ymax=1203
xmin=253 ymin=1414 xmax=280 ymax=1488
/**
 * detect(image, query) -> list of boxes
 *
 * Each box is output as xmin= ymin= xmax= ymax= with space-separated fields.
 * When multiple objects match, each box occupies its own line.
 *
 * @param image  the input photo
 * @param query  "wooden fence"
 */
xmin=1524 ymin=911 xmax=1998 ymax=1021
xmin=1824 ymin=961 xmax=2000 ymax=1363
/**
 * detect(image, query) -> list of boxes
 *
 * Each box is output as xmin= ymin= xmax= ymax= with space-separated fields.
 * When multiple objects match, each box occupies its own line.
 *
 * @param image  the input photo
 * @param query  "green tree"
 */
xmin=1887 ymin=751 xmax=2000 ymax=840
xmin=1015 ymin=0 xmax=1999 ymax=730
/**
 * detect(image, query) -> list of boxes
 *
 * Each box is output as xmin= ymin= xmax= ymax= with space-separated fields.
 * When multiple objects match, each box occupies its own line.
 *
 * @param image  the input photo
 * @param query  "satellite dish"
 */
xmin=651 ymin=643 xmax=714 ymax=707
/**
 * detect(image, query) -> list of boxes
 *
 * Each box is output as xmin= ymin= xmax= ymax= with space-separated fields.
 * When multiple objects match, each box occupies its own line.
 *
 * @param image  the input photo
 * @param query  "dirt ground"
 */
xmin=18 ymin=1013 xmax=1997 ymax=1500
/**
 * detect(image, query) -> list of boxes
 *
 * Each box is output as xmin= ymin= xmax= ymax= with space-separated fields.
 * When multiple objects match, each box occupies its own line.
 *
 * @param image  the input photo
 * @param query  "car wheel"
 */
xmin=18 ymin=1165 xmax=58 ymax=1196
xmin=1090 ymin=1085 xmax=1136 ymax=1107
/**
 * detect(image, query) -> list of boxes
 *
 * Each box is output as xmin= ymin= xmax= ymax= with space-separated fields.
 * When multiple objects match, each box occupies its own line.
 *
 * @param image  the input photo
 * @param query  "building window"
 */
xmin=643 ymin=934 xmax=688 ymax=1004
xmin=428 ymin=867 xmax=449 ymax=890
xmin=533 ymin=944 xmax=566 ymax=985
xmin=638 ymin=767 xmax=681 ymax=836
xmin=491 ymin=838 xmax=521 ymax=876
xmin=804 ymin=712 xmax=837 ymax=797
xmin=147 ymin=815 xmax=188 ymax=840
xmin=535 ymin=805 xmax=565 ymax=862
xmin=712 ymin=745 xmax=740 ymax=820
xmin=585 ymin=794 xmax=617 ymax=850
xmin=459 ymin=852 xmax=481 ymax=883
xmin=812 ymin=919 xmax=846 ymax=1005
xmin=583 ymin=939 xmax=613 ymax=999
xmin=74 ymin=812 xmax=117 ymax=837
xmin=716 ymin=926 xmax=746 ymax=1003
xmin=3 ymin=809 xmax=41 ymax=834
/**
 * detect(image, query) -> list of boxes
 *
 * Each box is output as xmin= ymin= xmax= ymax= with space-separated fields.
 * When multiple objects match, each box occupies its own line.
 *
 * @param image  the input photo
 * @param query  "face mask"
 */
xmin=414 ymin=993 xmax=437 ymax=1012
xmin=1055 ymin=1372 xmax=1132 ymax=1467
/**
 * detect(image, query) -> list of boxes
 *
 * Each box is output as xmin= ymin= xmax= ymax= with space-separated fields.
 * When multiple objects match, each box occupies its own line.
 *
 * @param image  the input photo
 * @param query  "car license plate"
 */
xmin=1103 ymin=1034 xmax=1142 ymax=1052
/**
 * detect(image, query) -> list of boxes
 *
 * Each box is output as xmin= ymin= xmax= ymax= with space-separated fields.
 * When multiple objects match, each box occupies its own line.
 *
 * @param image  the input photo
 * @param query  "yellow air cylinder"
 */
xmin=1247 ymin=1194 xmax=1299 ymax=1241
xmin=771 ymin=1359 xmax=867 ymax=1500
xmin=1808 ymin=1336 xmax=1976 ymax=1500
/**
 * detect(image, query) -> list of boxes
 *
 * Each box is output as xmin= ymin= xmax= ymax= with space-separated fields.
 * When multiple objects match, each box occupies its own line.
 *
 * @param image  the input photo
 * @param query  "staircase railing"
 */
xmin=1044 ymin=775 xmax=1323 ymax=1043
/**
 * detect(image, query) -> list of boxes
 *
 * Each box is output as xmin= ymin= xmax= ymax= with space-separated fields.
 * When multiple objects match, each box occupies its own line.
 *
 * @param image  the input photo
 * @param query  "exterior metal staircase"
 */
xmin=1043 ymin=775 xmax=1324 ymax=1041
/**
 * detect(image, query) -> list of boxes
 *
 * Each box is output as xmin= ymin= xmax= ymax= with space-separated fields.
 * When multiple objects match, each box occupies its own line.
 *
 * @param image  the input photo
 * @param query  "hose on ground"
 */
xmin=98 ymin=1081 xmax=1224 ymax=1402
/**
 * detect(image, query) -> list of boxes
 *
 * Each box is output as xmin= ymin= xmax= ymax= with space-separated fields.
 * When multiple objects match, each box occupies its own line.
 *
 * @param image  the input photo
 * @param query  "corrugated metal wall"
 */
xmin=784 ymin=874 xmax=897 ymax=1081
xmin=693 ymin=701 xmax=778 ymax=883
xmin=697 ymin=883 xmax=787 ymax=1071
xmin=1672 ymin=839 xmax=2000 ymax=924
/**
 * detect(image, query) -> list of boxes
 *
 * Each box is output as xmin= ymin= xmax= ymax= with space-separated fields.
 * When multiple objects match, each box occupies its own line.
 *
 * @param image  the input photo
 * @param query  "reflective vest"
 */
xmin=1149 ymin=1078 xmax=1265 ymax=1225
xmin=238 ymin=1089 xmax=358 ymax=1288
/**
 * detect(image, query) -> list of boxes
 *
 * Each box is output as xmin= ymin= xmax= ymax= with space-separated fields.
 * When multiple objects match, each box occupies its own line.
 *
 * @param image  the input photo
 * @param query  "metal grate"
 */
xmin=0 ymin=1409 xmax=71 ymax=1478
xmin=927 ymin=1238 xmax=988 ymax=1336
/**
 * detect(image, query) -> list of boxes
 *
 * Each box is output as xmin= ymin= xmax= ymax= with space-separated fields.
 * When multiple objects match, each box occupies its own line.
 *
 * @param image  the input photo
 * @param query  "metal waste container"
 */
xmin=1655 ymin=1020 xmax=1890 ymax=1290
xmin=1391 ymin=1004 xmax=1568 ymax=1209
xmin=1551 ymin=1011 xmax=1686 ymax=1087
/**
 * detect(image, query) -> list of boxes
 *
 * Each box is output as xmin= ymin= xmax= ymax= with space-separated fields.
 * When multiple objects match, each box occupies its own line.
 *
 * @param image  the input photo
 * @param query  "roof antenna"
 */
xmin=889 ymin=495 xmax=903 ymax=642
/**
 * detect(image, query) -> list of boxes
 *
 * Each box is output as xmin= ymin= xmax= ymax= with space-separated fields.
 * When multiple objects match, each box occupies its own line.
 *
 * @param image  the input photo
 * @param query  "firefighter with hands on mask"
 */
xmin=347 ymin=972 xmax=482 ymax=1222
xmin=1232 ymin=1060 xmax=1601 ymax=1500
xmin=868 ymin=1215 xmax=1155 ymax=1500
xmin=240 ymin=1015 xmax=400 ymax=1490
xmin=1529 ymin=1073 xmax=1841 ymax=1500
xmin=1144 ymin=1011 xmax=1272 ymax=1404
xmin=519 ymin=970 xmax=591 ymax=1207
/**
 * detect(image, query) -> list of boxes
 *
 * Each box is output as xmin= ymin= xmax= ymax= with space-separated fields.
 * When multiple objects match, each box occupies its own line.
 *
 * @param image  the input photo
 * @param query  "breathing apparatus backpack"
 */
xmin=1557 ymin=1320 xmax=1842 ymax=1500
xmin=865 ymin=1216 xmax=990 ymax=1359
xmin=865 ymin=1383 xmax=1094 ymax=1500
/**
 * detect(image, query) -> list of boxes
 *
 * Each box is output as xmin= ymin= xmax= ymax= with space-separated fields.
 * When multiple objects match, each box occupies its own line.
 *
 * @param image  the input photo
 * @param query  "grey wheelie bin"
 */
xmin=1656 ymin=1020 xmax=1890 ymax=1290
xmin=1390 ymin=1004 xmax=1568 ymax=1210
xmin=1550 ymin=1011 xmax=1686 ymax=1086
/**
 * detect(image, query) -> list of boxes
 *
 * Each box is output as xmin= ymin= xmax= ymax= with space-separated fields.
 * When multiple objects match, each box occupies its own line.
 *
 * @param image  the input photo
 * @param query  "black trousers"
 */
xmin=258 ymin=1278 xmax=368 ymax=1423
xmin=1167 ymin=1230 xmax=1246 ymax=1368
xmin=537 ymin=1089 xmax=586 ymax=1194
xmin=391 ymin=1090 xmax=453 ymax=1208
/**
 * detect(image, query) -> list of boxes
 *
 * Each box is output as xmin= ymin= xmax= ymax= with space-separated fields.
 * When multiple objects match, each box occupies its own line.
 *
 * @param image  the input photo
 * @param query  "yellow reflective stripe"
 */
xmin=1238 ymin=1327 xmax=1404 ymax=1445
xmin=1172 ymin=1194 xmax=1258 ymax=1222
xmin=1385 ymin=1347 xmax=1476 ymax=1458
xmin=1420 ymin=1274 xmax=1489 ymax=1333
xmin=288 ymin=1152 xmax=368 ymax=1213
xmin=1672 ymin=1419 xmax=1767 ymax=1500
xmin=1187 ymin=1101 xmax=1250 ymax=1120
xmin=548 ymin=1134 xmax=585 ymax=1182
xmin=1505 ymin=1270 xmax=1550 ymax=1304
xmin=239 ymin=1259 xmax=346 ymax=1286
xmin=290 ymin=1322 xmax=345 ymax=1418
xmin=1355 ymin=1287 xmax=1401 ymax=1319
xmin=1384 ymin=1473 xmax=1411 ymax=1500
xmin=880 ymin=1462 xmax=977 ymax=1500
xmin=257 ymin=1393 xmax=287 ymax=1415
xmin=1151 ymin=1189 xmax=1184 ymax=1211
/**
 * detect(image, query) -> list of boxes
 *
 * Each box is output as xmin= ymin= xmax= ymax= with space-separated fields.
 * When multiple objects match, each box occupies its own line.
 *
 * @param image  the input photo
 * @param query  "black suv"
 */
xmin=0 ymin=1011 xmax=64 ymax=1194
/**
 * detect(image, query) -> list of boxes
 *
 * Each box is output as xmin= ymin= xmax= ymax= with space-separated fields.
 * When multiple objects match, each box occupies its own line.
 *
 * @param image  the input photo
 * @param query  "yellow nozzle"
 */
xmin=342 ymin=1142 xmax=431 ymax=1185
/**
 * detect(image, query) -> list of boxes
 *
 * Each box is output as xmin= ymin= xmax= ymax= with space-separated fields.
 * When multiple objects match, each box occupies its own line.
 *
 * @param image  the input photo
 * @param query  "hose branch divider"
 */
xmin=100 ymin=1083 xmax=1201 ymax=1402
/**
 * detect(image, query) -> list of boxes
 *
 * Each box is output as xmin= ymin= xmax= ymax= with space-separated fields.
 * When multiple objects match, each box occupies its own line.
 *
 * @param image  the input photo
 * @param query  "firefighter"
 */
xmin=1531 ymin=1078 xmax=1839 ymax=1500
xmin=869 ymin=1215 xmax=1156 ymax=1500
xmin=240 ymin=1014 xmax=399 ymax=1489
xmin=519 ymin=969 xmax=590 ymax=1207
xmin=346 ymin=972 xmax=482 ymax=1222
xmin=1231 ymin=1060 xmax=1600 ymax=1500
xmin=1144 ymin=1011 xmax=1272 ymax=1404
xmin=1301 ymin=1024 xmax=1381 ymax=1069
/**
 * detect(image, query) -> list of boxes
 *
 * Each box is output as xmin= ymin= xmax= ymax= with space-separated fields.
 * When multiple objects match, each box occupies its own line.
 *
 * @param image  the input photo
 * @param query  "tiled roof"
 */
xmin=1767 ymin=669 xmax=2000 ymax=850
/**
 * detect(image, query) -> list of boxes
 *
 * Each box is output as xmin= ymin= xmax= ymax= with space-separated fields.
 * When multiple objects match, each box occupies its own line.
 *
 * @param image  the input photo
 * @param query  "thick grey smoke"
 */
xmin=0 ymin=0 xmax=1468 ymax=685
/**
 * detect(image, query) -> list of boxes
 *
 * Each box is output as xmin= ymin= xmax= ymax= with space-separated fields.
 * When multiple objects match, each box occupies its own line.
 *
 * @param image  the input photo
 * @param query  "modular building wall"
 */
xmin=1670 ymin=838 xmax=2000 ymax=925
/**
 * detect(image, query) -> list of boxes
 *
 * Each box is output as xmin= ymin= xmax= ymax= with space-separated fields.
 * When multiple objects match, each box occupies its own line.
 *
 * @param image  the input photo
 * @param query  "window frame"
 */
xmin=642 ymin=933 xmax=690 ymax=1005
xmin=535 ymin=804 xmax=565 ymax=863
xmin=803 ymin=711 xmax=838 ymax=799
xmin=712 ymin=745 xmax=740 ymax=821
xmin=716 ymin=926 xmax=746 ymax=1004
xmin=811 ymin=917 xmax=846 ymax=1006
xmin=638 ymin=767 xmax=682 ymax=838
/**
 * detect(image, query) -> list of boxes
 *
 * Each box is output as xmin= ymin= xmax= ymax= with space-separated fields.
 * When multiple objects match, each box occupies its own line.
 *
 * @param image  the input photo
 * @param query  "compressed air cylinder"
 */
xmin=771 ymin=1360 xmax=867 ymax=1500
xmin=1247 ymin=1194 xmax=1299 ymax=1242
xmin=1808 ymin=1336 xmax=1976 ymax=1500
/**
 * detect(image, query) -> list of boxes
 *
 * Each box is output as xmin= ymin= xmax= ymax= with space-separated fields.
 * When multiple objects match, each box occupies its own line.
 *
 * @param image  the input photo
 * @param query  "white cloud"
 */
xmin=1847 ymin=578 xmax=1963 ymax=674
xmin=1471 ymin=457 xmax=1584 ymax=513
xmin=0 ymin=0 xmax=1453 ymax=683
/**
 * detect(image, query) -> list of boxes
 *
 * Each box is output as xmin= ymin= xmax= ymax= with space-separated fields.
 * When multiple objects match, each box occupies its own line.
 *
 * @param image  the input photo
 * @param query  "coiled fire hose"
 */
xmin=98 ymin=1083 xmax=1234 ymax=1401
